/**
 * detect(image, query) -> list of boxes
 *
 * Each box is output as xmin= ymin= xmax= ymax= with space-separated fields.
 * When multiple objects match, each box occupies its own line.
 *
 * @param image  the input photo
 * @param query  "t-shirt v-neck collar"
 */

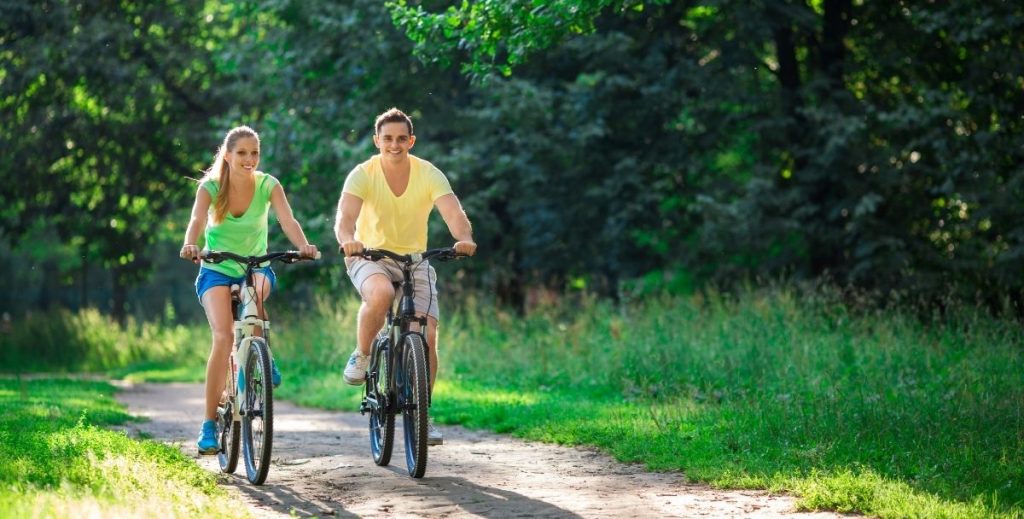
xmin=227 ymin=175 xmax=260 ymax=219
xmin=379 ymin=156 xmax=413 ymax=198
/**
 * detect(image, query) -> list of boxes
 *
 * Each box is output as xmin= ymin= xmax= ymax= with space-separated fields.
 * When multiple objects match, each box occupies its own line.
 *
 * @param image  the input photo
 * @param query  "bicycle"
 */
xmin=200 ymin=249 xmax=318 ymax=485
xmin=354 ymin=247 xmax=465 ymax=478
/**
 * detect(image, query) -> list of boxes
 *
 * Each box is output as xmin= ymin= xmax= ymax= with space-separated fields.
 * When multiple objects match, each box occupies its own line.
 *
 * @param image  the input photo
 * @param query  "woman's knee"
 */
xmin=211 ymin=329 xmax=233 ymax=349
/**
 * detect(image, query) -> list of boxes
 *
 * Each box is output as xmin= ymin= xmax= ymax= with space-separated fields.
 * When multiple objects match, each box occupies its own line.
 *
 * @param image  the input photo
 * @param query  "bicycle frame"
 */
xmin=228 ymin=273 xmax=271 ymax=419
xmin=364 ymin=266 xmax=428 ymax=412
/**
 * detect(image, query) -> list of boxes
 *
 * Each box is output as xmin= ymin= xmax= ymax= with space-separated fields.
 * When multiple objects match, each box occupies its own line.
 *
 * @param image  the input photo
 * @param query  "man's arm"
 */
xmin=435 ymin=193 xmax=476 ymax=256
xmin=335 ymin=192 xmax=365 ymax=256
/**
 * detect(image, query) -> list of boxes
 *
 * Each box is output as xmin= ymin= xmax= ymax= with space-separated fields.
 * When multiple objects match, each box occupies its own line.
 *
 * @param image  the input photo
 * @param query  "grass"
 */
xmin=7 ymin=286 xmax=1024 ymax=518
xmin=0 ymin=377 xmax=247 ymax=519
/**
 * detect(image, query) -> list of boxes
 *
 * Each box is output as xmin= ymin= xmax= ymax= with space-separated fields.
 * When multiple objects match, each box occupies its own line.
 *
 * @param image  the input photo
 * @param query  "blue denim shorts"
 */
xmin=195 ymin=266 xmax=277 ymax=303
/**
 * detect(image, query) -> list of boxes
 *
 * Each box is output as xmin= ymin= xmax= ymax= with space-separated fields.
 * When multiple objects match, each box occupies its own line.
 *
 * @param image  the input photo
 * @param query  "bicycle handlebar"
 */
xmin=201 ymin=249 xmax=321 ymax=266
xmin=354 ymin=247 xmax=465 ymax=264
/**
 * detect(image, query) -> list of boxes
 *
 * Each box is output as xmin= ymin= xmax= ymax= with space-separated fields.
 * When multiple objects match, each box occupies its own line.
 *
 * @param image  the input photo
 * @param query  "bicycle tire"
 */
xmin=368 ymin=336 xmax=395 ymax=466
xmin=400 ymin=333 xmax=429 ymax=478
xmin=216 ymin=398 xmax=240 ymax=473
xmin=241 ymin=338 xmax=274 ymax=484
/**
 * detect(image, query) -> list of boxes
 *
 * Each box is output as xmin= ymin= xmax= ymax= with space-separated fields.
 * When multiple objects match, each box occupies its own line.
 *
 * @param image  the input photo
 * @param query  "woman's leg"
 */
xmin=252 ymin=271 xmax=274 ymax=337
xmin=201 ymin=286 xmax=234 ymax=421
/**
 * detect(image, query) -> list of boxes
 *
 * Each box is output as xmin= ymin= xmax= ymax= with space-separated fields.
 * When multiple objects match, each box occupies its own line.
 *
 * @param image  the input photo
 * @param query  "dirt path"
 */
xmin=115 ymin=382 xmax=845 ymax=518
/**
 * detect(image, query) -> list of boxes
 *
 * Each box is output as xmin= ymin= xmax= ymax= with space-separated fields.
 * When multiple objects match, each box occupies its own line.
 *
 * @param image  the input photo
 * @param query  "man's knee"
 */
xmin=361 ymin=277 xmax=395 ymax=309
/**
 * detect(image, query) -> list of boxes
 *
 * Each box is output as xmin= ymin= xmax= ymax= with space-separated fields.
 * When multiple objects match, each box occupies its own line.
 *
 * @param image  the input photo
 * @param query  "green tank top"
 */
xmin=201 ymin=172 xmax=279 ymax=278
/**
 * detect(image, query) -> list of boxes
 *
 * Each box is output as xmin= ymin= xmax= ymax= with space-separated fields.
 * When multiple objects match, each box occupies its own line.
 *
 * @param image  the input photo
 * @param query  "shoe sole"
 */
xmin=343 ymin=375 xmax=366 ymax=386
xmin=197 ymin=446 xmax=219 ymax=455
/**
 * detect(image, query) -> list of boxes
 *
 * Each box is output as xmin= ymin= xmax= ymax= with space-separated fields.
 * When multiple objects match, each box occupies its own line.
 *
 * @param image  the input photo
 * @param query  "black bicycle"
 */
xmin=355 ymin=247 xmax=464 ymax=478
xmin=201 ymin=249 xmax=318 ymax=485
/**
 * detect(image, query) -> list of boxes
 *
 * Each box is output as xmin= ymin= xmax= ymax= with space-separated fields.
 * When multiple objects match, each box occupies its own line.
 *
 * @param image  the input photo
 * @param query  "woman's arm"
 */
xmin=180 ymin=185 xmax=211 ymax=262
xmin=270 ymin=184 xmax=318 ymax=257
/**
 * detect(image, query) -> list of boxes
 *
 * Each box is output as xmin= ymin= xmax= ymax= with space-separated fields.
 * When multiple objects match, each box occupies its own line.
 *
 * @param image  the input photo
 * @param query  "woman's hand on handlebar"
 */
xmin=298 ymin=243 xmax=319 ymax=259
xmin=180 ymin=244 xmax=200 ymax=264
xmin=339 ymin=240 xmax=365 ymax=258
xmin=453 ymin=240 xmax=477 ymax=257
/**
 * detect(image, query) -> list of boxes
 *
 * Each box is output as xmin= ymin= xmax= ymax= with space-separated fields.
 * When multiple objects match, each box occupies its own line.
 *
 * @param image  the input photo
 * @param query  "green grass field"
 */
xmin=0 ymin=377 xmax=246 ymax=518
xmin=5 ymin=287 xmax=1023 ymax=518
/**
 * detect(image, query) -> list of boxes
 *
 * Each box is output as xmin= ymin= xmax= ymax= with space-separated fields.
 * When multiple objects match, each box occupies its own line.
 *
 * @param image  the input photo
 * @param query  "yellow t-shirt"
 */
xmin=342 ymin=154 xmax=453 ymax=254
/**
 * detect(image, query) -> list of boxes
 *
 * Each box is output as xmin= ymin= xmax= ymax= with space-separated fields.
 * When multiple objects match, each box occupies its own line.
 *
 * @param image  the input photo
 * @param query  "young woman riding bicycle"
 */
xmin=180 ymin=125 xmax=318 ymax=455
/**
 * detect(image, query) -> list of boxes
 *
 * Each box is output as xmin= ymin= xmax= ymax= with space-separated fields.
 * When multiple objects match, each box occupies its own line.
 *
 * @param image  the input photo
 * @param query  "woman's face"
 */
xmin=226 ymin=136 xmax=260 ymax=174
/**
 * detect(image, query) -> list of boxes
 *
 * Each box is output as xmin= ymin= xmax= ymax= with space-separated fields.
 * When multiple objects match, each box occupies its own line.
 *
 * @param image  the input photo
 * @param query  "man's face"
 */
xmin=373 ymin=121 xmax=415 ymax=161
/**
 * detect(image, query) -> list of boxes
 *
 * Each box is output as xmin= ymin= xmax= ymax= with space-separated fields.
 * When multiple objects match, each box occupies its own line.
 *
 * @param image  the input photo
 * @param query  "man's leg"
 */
xmin=356 ymin=275 xmax=394 ymax=355
xmin=345 ymin=274 xmax=393 ymax=385
xmin=424 ymin=316 xmax=439 ymax=393
xmin=422 ymin=315 xmax=444 ymax=446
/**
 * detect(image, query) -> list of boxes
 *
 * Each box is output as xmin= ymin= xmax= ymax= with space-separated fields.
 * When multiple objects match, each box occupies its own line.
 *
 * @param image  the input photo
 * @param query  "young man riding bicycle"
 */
xmin=334 ymin=107 xmax=477 ymax=445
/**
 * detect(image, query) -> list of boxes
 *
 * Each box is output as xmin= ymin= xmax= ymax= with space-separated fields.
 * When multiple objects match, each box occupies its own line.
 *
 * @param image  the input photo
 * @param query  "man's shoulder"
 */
xmin=410 ymin=155 xmax=444 ymax=176
xmin=351 ymin=156 xmax=381 ymax=176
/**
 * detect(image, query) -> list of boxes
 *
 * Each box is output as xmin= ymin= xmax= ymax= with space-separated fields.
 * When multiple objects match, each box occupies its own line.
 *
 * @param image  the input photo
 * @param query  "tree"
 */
xmin=386 ymin=0 xmax=1024 ymax=311
xmin=0 ymin=1 xmax=228 ymax=323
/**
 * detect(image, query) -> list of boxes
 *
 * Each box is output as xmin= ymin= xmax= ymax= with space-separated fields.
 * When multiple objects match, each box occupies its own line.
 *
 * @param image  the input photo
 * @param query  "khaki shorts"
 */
xmin=344 ymin=256 xmax=440 ymax=320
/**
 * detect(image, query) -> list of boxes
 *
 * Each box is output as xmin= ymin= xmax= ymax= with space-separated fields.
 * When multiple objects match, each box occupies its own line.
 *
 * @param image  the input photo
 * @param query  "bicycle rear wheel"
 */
xmin=241 ymin=338 xmax=274 ymax=484
xmin=216 ymin=397 xmax=240 ymax=473
xmin=399 ymin=333 xmax=429 ymax=478
xmin=368 ymin=336 xmax=394 ymax=466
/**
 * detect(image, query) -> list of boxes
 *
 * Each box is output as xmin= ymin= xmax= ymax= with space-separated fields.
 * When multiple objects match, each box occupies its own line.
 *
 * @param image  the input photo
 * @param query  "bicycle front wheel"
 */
xmin=399 ymin=333 xmax=429 ymax=478
xmin=241 ymin=338 xmax=274 ymax=485
xmin=368 ymin=336 xmax=394 ymax=466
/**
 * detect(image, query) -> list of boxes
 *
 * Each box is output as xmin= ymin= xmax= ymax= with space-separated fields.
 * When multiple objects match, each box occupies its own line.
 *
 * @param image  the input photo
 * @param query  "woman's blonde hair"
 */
xmin=202 ymin=125 xmax=259 ymax=224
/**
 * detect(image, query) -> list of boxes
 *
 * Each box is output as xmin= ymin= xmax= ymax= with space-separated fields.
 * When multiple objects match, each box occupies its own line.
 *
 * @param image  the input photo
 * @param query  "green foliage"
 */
xmin=0 ymin=1 xmax=233 ymax=321
xmin=5 ymin=0 xmax=1024 ymax=318
xmin=2 ymin=308 xmax=208 ymax=374
xmin=388 ymin=0 xmax=672 ymax=81
xmin=159 ymin=290 xmax=1024 ymax=518
xmin=386 ymin=0 xmax=1024 ymax=310
xmin=0 ymin=378 xmax=245 ymax=518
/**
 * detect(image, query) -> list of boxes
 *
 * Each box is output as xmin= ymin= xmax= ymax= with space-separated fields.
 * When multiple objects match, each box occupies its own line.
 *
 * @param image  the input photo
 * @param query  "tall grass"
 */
xmin=428 ymin=288 xmax=1024 ymax=518
xmin=7 ymin=286 xmax=1024 ymax=517
xmin=3 ymin=308 xmax=208 ymax=375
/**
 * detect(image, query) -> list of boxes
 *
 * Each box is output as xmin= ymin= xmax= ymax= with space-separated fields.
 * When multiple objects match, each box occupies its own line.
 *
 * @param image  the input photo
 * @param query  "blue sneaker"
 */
xmin=271 ymin=360 xmax=281 ymax=388
xmin=197 ymin=419 xmax=218 ymax=455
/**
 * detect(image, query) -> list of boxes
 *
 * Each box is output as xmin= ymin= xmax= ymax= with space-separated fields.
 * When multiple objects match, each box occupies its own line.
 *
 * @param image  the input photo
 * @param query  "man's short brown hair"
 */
xmin=374 ymin=107 xmax=414 ymax=135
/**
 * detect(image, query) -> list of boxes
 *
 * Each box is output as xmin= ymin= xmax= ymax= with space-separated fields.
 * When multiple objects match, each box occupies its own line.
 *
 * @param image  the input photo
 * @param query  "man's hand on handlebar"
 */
xmin=453 ymin=240 xmax=477 ymax=257
xmin=340 ymin=240 xmax=365 ymax=258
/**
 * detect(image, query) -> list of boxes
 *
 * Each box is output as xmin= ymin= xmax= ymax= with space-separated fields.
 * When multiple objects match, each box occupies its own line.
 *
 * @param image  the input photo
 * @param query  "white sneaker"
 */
xmin=427 ymin=418 xmax=443 ymax=446
xmin=343 ymin=349 xmax=370 ymax=385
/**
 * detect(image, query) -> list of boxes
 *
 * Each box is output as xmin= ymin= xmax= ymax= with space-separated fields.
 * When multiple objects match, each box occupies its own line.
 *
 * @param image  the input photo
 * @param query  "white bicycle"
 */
xmin=201 ymin=249 xmax=318 ymax=485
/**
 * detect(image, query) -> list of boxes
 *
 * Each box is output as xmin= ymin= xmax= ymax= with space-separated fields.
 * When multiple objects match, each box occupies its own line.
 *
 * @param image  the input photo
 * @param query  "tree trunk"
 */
xmin=111 ymin=266 xmax=127 ymax=327
xmin=821 ymin=0 xmax=852 ymax=86
xmin=79 ymin=254 xmax=89 ymax=310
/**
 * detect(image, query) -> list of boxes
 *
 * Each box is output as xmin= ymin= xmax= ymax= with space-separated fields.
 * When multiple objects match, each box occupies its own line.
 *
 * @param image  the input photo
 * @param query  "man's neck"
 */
xmin=380 ymin=154 xmax=411 ymax=176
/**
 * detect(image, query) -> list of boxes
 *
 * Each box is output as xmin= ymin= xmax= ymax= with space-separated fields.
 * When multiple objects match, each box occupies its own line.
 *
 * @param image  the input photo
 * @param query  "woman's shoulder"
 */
xmin=254 ymin=171 xmax=280 ymax=186
xmin=199 ymin=177 xmax=219 ymax=194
